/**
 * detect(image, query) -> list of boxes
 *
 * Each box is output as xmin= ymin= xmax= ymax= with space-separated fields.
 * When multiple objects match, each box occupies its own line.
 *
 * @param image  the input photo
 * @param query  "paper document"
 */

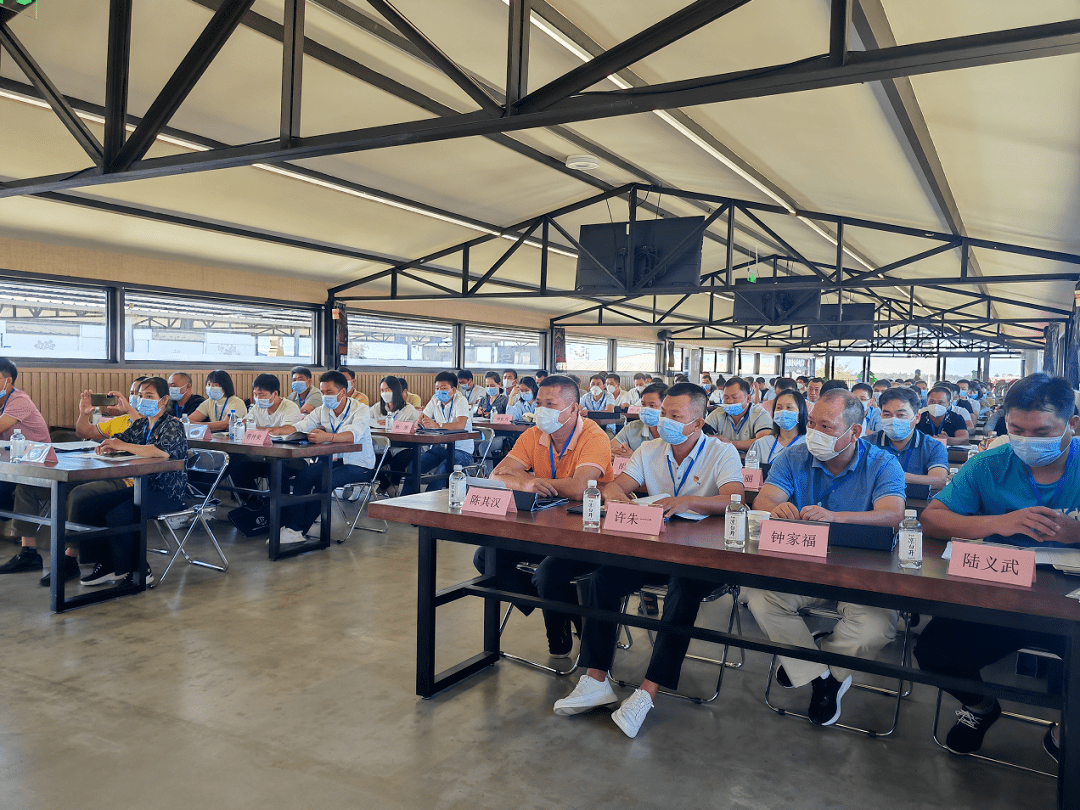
xmin=634 ymin=493 xmax=708 ymax=521
xmin=53 ymin=441 xmax=101 ymax=451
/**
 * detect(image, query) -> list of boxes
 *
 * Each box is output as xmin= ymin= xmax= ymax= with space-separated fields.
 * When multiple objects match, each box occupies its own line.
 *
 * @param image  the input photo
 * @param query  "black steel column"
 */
xmin=416 ymin=526 xmax=437 ymax=698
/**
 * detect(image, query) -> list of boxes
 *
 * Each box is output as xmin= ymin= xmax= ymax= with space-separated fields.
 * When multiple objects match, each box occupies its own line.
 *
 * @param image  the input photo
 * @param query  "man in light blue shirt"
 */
xmin=869 ymin=386 xmax=948 ymax=500
xmin=916 ymin=373 xmax=1078 ymax=763
xmin=852 ymin=382 xmax=882 ymax=435
xmin=580 ymin=373 xmax=615 ymax=412
xmin=743 ymin=390 xmax=906 ymax=727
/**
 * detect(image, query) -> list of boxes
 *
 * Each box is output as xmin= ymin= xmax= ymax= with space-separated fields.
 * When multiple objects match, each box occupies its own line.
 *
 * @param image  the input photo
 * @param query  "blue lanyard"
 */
xmin=590 ymin=396 xmax=605 ymax=409
xmin=174 ymin=401 xmax=183 ymax=418
xmin=1023 ymin=442 xmax=1074 ymax=507
xmin=767 ymin=436 xmax=787 ymax=463
xmin=881 ymin=431 xmax=916 ymax=471
xmin=0 ymin=389 xmax=9 ymax=417
xmin=926 ymin=413 xmax=946 ymax=436
xmin=143 ymin=419 xmax=154 ymax=445
xmin=438 ymin=399 xmax=453 ymax=421
xmin=213 ymin=399 xmax=227 ymax=421
xmin=328 ymin=401 xmax=352 ymax=435
xmin=813 ymin=441 xmax=864 ymax=508
xmin=666 ymin=435 xmax=706 ymax=497
xmin=728 ymin=407 xmax=750 ymax=436
xmin=297 ymin=390 xmax=308 ymax=408
xmin=548 ymin=423 xmax=577 ymax=479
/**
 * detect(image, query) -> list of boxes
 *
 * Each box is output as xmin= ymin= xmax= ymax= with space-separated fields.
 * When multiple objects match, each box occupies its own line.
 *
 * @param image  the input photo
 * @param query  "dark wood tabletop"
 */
xmin=369 ymin=430 xmax=481 ymax=445
xmin=188 ymin=434 xmax=366 ymax=458
xmin=473 ymin=419 xmax=531 ymax=433
xmin=0 ymin=449 xmax=184 ymax=484
xmin=370 ymin=491 xmax=1080 ymax=625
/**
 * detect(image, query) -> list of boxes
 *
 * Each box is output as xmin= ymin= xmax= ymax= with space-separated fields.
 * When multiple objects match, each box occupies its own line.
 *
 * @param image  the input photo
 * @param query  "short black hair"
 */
xmin=398 ymin=377 xmax=409 ymax=389
xmin=205 ymin=369 xmax=236 ymax=399
xmin=0 ymin=357 xmax=18 ymax=382
xmin=755 ymin=377 xmax=766 ymax=385
xmin=340 ymin=367 xmax=356 ymax=381
xmin=320 ymin=370 xmax=348 ymax=390
xmin=873 ymin=378 xmax=890 ymax=387
xmin=819 ymin=389 xmax=864 ymax=429
xmin=291 ymin=366 xmax=312 ymax=380
xmin=252 ymin=373 xmax=281 ymax=395
xmin=928 ymin=385 xmax=952 ymax=400
xmin=957 ymin=379 xmax=971 ymax=386
xmin=665 ymin=382 xmax=708 ymax=419
xmin=589 ymin=373 xmax=606 ymax=384
xmin=674 ymin=374 xmax=690 ymax=383
xmin=434 ymin=371 xmax=458 ymax=388
xmin=458 ymin=369 xmax=474 ymax=381
xmin=140 ymin=376 xmax=169 ymax=400
xmin=851 ymin=382 xmax=874 ymax=397
xmin=633 ymin=372 xmax=648 ymax=382
xmin=539 ymin=374 xmax=580 ymax=406
xmin=641 ymin=382 xmax=668 ymax=400
xmin=1004 ymin=373 xmax=1076 ymax=423
xmin=879 ymin=387 xmax=920 ymax=413
xmin=724 ymin=376 xmax=751 ymax=395
xmin=796 ymin=376 xmax=808 ymax=384
xmin=534 ymin=369 xmax=549 ymax=379
xmin=820 ymin=380 xmax=849 ymax=393
xmin=772 ymin=388 xmax=808 ymax=436
xmin=519 ymin=376 xmax=539 ymax=397
xmin=775 ymin=377 xmax=797 ymax=392
xmin=485 ymin=371 xmax=501 ymax=384
xmin=503 ymin=369 xmax=518 ymax=379
xmin=605 ymin=373 xmax=622 ymax=386
xmin=810 ymin=377 xmax=825 ymax=384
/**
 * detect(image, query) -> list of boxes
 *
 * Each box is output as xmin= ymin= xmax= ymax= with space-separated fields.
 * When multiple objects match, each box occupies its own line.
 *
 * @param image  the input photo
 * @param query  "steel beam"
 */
xmin=103 ymin=0 xmax=132 ymax=166
xmin=506 ymin=0 xmax=531 ymax=108
xmin=829 ymin=0 xmax=851 ymax=67
xmin=280 ymin=0 xmax=305 ymax=144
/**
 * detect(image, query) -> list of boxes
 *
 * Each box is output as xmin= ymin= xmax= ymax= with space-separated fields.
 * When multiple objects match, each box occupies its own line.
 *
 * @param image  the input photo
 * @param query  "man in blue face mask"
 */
xmin=870 ymin=387 xmax=948 ymax=500
xmin=916 ymin=373 xmax=1079 ymax=763
xmin=704 ymin=376 xmax=773 ymax=452
xmin=609 ymin=383 xmax=667 ymax=458
xmin=287 ymin=366 xmax=323 ymax=415
xmin=553 ymin=383 xmax=744 ymax=738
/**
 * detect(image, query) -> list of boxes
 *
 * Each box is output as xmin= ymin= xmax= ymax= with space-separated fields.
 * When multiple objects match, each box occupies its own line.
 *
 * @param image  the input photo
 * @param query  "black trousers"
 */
xmin=914 ymin=617 xmax=1066 ymax=706
xmin=578 ymin=567 xmax=715 ymax=691
xmin=70 ymin=486 xmax=175 ymax=574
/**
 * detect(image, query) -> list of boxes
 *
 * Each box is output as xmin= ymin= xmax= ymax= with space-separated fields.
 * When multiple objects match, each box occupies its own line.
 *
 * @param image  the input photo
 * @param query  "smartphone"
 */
xmin=90 ymin=393 xmax=117 ymax=407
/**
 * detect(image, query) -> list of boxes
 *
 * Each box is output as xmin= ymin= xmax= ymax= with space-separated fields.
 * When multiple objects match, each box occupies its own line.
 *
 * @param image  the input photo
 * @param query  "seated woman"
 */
xmin=73 ymin=376 xmax=188 ymax=586
xmin=475 ymin=372 xmax=508 ymax=418
xmin=374 ymin=375 xmax=420 ymax=497
xmin=745 ymin=388 xmax=808 ymax=466
xmin=188 ymin=370 xmax=247 ymax=431
xmin=507 ymin=376 xmax=538 ymax=421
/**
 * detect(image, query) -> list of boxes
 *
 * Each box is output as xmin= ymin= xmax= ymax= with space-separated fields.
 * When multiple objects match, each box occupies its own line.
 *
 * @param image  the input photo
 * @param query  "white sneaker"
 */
xmin=612 ymin=688 xmax=654 ymax=738
xmin=279 ymin=528 xmax=308 ymax=545
xmin=553 ymin=674 xmax=618 ymax=716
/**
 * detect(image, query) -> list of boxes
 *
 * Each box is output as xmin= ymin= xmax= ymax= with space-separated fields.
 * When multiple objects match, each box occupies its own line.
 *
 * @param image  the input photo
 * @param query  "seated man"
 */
xmin=404 ymin=371 xmax=474 ymax=495
xmin=476 ymin=375 xmax=613 ymax=656
xmin=75 ymin=377 xmax=145 ymax=440
xmin=457 ymin=369 xmax=484 ymax=407
xmin=580 ymin=374 xmax=615 ymax=413
xmin=288 ymin=366 xmax=323 ymax=414
xmin=804 ymin=377 xmax=823 ymax=413
xmin=605 ymin=373 xmax=633 ymax=410
xmin=555 ymin=383 xmax=743 ymax=738
xmin=852 ymin=382 xmax=882 ymax=435
xmin=917 ymin=385 xmax=970 ymax=446
xmin=229 ymin=374 xmax=303 ymax=507
xmin=503 ymin=369 xmax=520 ymax=407
xmin=704 ymin=376 xmax=772 ymax=452
xmin=270 ymin=371 xmax=375 ymax=544
xmin=609 ymin=382 xmax=665 ymax=458
xmin=869 ymin=387 xmax=947 ymax=500
xmin=399 ymin=377 xmax=423 ymax=409
xmin=627 ymin=373 xmax=649 ymax=406
xmin=341 ymin=367 xmax=370 ymax=406
xmin=166 ymin=371 xmax=205 ymax=419
xmin=742 ymin=390 xmax=906 ymax=726
xmin=915 ymin=373 xmax=1077 ymax=763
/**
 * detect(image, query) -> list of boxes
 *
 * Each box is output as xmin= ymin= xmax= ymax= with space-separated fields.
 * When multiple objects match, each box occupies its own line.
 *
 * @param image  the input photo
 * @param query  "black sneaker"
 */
xmin=1043 ymin=724 xmax=1059 ymax=764
xmin=775 ymin=664 xmax=794 ymax=688
xmin=549 ymin=624 xmax=573 ymax=658
xmin=808 ymin=673 xmax=852 ymax=726
xmin=0 ymin=549 xmax=43 ymax=574
xmin=81 ymin=563 xmax=118 ymax=586
xmin=945 ymin=701 xmax=1002 ymax=754
xmin=39 ymin=555 xmax=81 ymax=587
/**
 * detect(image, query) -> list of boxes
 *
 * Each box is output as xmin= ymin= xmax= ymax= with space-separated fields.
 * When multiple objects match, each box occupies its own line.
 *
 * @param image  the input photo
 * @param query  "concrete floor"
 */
xmin=0 ymin=505 xmax=1060 ymax=810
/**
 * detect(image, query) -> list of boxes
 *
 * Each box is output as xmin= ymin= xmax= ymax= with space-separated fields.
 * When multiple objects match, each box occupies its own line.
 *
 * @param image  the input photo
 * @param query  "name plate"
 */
xmin=242 ymin=429 xmax=271 ymax=447
xmin=612 ymin=456 xmax=630 ymax=475
xmin=460 ymin=486 xmax=514 ymax=515
xmin=934 ymin=435 xmax=949 ymax=447
xmin=14 ymin=442 xmax=57 ymax=464
xmin=947 ymin=541 xmax=1036 ymax=587
xmin=759 ymin=518 xmax=829 ymax=558
xmin=603 ymin=501 xmax=665 ymax=536
xmin=390 ymin=420 xmax=418 ymax=435
xmin=742 ymin=468 xmax=763 ymax=490
xmin=626 ymin=406 xmax=640 ymax=416
xmin=185 ymin=423 xmax=210 ymax=440
xmin=492 ymin=413 xmax=513 ymax=424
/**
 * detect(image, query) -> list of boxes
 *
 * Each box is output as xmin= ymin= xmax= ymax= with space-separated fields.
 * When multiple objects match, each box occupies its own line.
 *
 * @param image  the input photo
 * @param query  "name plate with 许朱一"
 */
xmin=947 ymin=541 xmax=1036 ymax=587
xmin=758 ymin=519 xmax=829 ymax=558
xmin=742 ymin=468 xmax=763 ymax=490
xmin=492 ymin=413 xmax=513 ymax=424
xmin=460 ymin=487 xmax=515 ymax=515
xmin=603 ymin=501 xmax=665 ymax=536
xmin=391 ymin=420 xmax=418 ymax=435
xmin=612 ymin=456 xmax=630 ymax=475
xmin=242 ymin=429 xmax=272 ymax=447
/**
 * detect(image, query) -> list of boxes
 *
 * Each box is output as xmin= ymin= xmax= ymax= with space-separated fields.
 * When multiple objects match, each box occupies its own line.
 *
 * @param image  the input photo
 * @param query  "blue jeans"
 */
xmin=286 ymin=459 xmax=373 ymax=533
xmin=404 ymin=446 xmax=472 ymax=495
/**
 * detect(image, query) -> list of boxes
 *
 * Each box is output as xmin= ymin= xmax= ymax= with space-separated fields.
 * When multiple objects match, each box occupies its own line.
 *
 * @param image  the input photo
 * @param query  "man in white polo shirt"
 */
xmin=552 ymin=382 xmax=744 ymax=738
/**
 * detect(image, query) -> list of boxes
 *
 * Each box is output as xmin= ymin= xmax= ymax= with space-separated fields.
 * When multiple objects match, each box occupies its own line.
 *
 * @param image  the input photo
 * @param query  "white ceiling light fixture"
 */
xmin=565 ymin=154 xmax=600 ymax=170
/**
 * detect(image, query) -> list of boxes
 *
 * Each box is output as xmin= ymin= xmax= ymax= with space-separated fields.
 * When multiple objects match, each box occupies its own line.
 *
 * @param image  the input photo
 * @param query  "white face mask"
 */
xmin=380 ymin=390 xmax=393 ymax=403
xmin=534 ymin=404 xmax=572 ymax=434
xmin=635 ymin=384 xmax=646 ymax=393
xmin=605 ymin=384 xmax=617 ymax=395
xmin=589 ymin=385 xmax=603 ymax=398
xmin=927 ymin=403 xmax=948 ymax=418
xmin=503 ymin=379 xmax=514 ymax=390
xmin=805 ymin=428 xmax=848 ymax=462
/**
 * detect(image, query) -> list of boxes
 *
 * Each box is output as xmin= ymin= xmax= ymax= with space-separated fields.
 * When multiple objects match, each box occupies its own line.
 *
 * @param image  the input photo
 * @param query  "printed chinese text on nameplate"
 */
xmin=492 ymin=413 xmax=513 ymax=424
xmin=626 ymin=407 xmax=640 ymax=416
xmin=947 ymin=541 xmax=1036 ymax=587
xmin=742 ymin=468 xmax=763 ymax=491
xmin=242 ymin=429 xmax=272 ymax=447
xmin=460 ymin=486 xmax=514 ymax=516
xmin=612 ymin=456 xmax=630 ymax=475
xmin=602 ymin=502 xmax=665 ymax=536
xmin=758 ymin=519 xmax=829 ymax=558
xmin=391 ymin=420 xmax=417 ymax=435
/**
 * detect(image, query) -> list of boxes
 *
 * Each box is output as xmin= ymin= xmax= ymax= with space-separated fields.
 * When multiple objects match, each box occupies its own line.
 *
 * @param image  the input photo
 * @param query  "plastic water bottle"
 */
xmin=897 ymin=509 xmax=923 ymax=569
xmin=228 ymin=410 xmax=239 ymax=441
xmin=725 ymin=494 xmax=747 ymax=549
xmin=948 ymin=467 xmax=959 ymax=483
xmin=745 ymin=445 xmax=760 ymax=470
xmin=9 ymin=429 xmax=26 ymax=463
xmin=180 ymin=413 xmax=190 ymax=425
xmin=583 ymin=480 xmax=601 ymax=529
xmin=448 ymin=465 xmax=466 ymax=508
xmin=967 ymin=447 xmax=979 ymax=463
xmin=244 ymin=410 xmax=256 ymax=434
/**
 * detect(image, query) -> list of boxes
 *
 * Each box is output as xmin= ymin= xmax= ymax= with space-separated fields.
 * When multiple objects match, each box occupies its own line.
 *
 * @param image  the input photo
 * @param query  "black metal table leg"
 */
xmin=483 ymin=545 xmax=501 ymax=654
xmin=49 ymin=480 xmax=67 ymax=613
xmin=417 ymin=525 xmax=437 ymax=698
xmin=410 ymin=444 xmax=422 ymax=495
xmin=132 ymin=475 xmax=149 ymax=588
xmin=1060 ymin=623 xmax=1080 ymax=809
xmin=268 ymin=457 xmax=283 ymax=560
xmin=319 ymin=457 xmax=332 ymax=548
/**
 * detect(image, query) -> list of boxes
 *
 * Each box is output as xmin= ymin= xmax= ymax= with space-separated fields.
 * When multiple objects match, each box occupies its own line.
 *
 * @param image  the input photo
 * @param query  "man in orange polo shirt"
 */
xmin=474 ymin=375 xmax=614 ymax=657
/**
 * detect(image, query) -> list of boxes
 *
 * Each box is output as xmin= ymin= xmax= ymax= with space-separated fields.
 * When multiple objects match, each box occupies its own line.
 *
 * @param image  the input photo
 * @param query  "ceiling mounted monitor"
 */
xmin=731 ymin=277 xmax=822 ymax=324
xmin=574 ymin=217 xmax=705 ymax=293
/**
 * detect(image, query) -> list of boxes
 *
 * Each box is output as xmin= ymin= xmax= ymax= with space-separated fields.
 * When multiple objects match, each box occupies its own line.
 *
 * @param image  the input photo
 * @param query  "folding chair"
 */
xmin=154 ymin=449 xmax=230 ymax=584
xmin=763 ymin=607 xmax=913 ymax=737
xmin=332 ymin=435 xmax=391 ymax=540
xmin=461 ymin=426 xmax=496 ymax=478
xmin=611 ymin=584 xmax=744 ymax=704
xmin=931 ymin=647 xmax=1061 ymax=778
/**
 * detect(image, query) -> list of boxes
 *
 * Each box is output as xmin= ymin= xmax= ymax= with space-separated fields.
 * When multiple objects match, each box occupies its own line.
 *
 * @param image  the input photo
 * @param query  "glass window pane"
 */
xmin=0 ymin=278 xmax=108 ymax=360
xmin=988 ymin=355 xmax=1023 ymax=382
xmin=716 ymin=350 xmax=731 ymax=374
xmin=759 ymin=354 xmax=778 ymax=375
xmin=869 ymin=356 xmax=936 ymax=386
xmin=784 ymin=353 xmax=819 ymax=379
xmin=562 ymin=335 xmax=609 ymax=375
xmin=344 ymin=313 xmax=454 ymax=369
xmin=943 ymin=355 xmax=980 ymax=382
xmin=615 ymin=340 xmax=658 ymax=374
xmin=125 ymin=292 xmax=315 ymax=364
xmin=464 ymin=327 xmax=542 ymax=371
xmin=831 ymin=355 xmax=864 ymax=385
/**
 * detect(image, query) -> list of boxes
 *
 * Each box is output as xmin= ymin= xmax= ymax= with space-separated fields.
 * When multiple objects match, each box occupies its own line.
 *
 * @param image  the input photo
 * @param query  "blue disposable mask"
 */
xmin=323 ymin=395 xmax=340 ymax=411
xmin=1009 ymin=429 xmax=1070 ymax=467
xmin=291 ymin=381 xmax=307 ymax=393
xmin=723 ymin=403 xmax=745 ymax=418
xmin=434 ymin=390 xmax=452 ymax=403
xmin=773 ymin=410 xmax=799 ymax=432
xmin=206 ymin=386 xmax=224 ymax=401
xmin=168 ymin=386 xmax=183 ymax=401
xmin=639 ymin=406 xmax=661 ymax=427
xmin=659 ymin=417 xmax=693 ymax=446
xmin=881 ymin=416 xmax=913 ymax=442
xmin=136 ymin=397 xmax=161 ymax=418
xmin=521 ymin=391 xmax=533 ymax=402
xmin=486 ymin=386 xmax=499 ymax=397
xmin=254 ymin=397 xmax=271 ymax=409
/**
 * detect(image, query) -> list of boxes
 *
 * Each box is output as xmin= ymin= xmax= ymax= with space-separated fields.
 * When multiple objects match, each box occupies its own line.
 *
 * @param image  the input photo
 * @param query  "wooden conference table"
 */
xmin=0 ymin=449 xmax=183 ymax=612
xmin=370 ymin=492 xmax=1080 ymax=808
xmin=370 ymin=428 xmax=481 ymax=494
